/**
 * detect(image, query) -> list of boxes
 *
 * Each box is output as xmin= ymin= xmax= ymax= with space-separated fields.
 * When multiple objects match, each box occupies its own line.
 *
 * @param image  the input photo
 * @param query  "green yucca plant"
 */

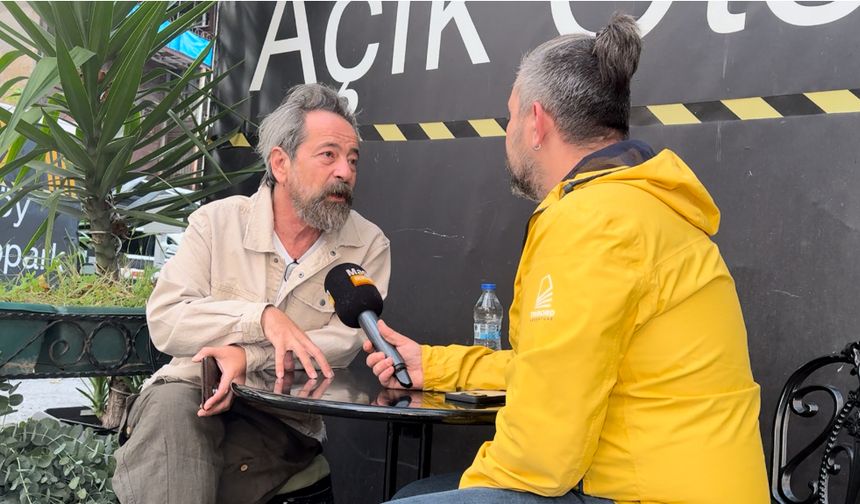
xmin=0 ymin=1 xmax=261 ymax=430
xmin=0 ymin=1 xmax=259 ymax=278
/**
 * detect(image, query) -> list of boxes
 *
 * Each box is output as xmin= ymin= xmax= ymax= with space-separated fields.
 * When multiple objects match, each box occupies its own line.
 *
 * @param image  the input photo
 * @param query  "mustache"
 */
xmin=320 ymin=181 xmax=353 ymax=204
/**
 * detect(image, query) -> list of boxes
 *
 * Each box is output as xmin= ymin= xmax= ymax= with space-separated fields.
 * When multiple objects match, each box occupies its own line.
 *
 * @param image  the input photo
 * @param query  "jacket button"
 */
xmin=273 ymin=257 xmax=279 ymax=263
xmin=319 ymin=299 xmax=325 ymax=306
xmin=298 ymin=272 xmax=304 ymax=278
xmin=240 ymin=464 xmax=249 ymax=472
xmin=329 ymin=250 xmax=336 ymax=256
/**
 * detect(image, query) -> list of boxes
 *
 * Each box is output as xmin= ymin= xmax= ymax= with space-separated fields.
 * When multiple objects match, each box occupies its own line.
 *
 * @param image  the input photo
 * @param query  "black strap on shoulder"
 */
xmin=561 ymin=166 xmax=634 ymax=196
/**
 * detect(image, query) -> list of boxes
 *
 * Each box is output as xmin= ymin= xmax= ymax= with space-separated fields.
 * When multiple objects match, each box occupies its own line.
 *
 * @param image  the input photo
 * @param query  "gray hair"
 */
xmin=256 ymin=83 xmax=359 ymax=187
xmin=514 ymin=13 xmax=642 ymax=143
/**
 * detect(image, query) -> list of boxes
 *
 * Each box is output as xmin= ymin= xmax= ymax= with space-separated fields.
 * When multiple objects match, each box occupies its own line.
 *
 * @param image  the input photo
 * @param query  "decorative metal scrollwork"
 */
xmin=772 ymin=341 xmax=860 ymax=504
xmin=0 ymin=309 xmax=169 ymax=379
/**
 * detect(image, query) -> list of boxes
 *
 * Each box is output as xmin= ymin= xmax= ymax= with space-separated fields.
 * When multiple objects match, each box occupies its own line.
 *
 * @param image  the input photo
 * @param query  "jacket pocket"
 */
xmin=286 ymin=281 xmax=336 ymax=331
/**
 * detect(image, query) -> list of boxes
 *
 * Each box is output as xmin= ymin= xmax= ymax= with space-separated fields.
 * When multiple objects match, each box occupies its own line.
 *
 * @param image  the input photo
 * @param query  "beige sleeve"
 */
xmin=146 ymin=210 xmax=271 ymax=359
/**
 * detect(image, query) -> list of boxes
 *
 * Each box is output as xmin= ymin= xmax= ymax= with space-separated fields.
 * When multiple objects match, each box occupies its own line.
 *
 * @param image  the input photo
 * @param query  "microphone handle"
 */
xmin=358 ymin=311 xmax=413 ymax=388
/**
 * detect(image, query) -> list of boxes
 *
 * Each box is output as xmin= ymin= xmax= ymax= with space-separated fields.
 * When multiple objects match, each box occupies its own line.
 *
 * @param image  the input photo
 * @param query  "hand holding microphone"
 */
xmin=324 ymin=263 xmax=420 ymax=389
xmin=363 ymin=320 xmax=423 ymax=390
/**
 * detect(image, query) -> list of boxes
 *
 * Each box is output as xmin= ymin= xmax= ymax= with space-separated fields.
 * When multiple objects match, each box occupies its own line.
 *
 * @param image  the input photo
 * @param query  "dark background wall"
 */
xmin=213 ymin=2 xmax=860 ymax=501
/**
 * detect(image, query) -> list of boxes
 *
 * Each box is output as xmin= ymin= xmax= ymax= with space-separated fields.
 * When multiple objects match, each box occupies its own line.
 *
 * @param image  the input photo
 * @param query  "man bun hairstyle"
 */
xmin=593 ymin=12 xmax=642 ymax=93
xmin=515 ymin=12 xmax=642 ymax=142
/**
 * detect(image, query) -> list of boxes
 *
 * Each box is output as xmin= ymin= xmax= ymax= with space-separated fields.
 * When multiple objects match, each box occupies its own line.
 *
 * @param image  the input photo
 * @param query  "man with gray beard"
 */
xmin=112 ymin=83 xmax=391 ymax=504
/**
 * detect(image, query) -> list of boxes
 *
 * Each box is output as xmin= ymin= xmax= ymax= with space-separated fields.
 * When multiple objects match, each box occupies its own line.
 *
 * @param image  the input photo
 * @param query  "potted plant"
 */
xmin=0 ymin=253 xmax=158 ymax=427
xmin=0 ymin=1 xmax=259 ymax=428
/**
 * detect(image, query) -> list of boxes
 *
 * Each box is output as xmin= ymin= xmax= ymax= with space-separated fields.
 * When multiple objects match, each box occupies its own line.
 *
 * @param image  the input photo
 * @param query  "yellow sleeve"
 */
xmin=421 ymin=345 xmax=513 ymax=392
xmin=461 ymin=201 xmax=645 ymax=496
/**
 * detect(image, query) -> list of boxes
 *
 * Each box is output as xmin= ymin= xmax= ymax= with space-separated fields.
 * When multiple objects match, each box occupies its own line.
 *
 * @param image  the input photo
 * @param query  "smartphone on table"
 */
xmin=444 ymin=390 xmax=506 ymax=406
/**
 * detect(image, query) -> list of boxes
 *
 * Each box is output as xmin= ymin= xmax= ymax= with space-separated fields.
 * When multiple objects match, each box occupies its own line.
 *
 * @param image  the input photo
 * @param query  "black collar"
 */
xmin=561 ymin=139 xmax=656 ymax=194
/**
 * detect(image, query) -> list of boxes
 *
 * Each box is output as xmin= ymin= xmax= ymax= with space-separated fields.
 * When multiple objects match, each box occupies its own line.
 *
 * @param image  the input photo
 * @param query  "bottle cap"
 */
xmin=481 ymin=283 xmax=496 ymax=290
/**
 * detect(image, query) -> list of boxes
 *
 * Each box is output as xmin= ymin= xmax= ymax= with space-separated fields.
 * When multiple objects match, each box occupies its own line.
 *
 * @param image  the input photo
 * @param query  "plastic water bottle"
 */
xmin=473 ymin=283 xmax=503 ymax=350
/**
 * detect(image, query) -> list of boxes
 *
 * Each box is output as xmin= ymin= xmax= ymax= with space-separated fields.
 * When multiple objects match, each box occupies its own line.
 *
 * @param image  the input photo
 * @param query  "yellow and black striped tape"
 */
xmin=358 ymin=118 xmax=509 ymax=142
xmin=633 ymin=88 xmax=860 ymax=126
xmin=356 ymin=88 xmax=860 ymax=142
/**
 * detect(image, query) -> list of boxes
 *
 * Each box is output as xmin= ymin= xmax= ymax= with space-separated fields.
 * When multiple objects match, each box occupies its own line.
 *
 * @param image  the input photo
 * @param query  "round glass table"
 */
xmin=232 ymin=366 xmax=499 ymax=500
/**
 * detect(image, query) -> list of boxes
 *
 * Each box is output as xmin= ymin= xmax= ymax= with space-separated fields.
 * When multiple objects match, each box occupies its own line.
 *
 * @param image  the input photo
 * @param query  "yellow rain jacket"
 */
xmin=421 ymin=144 xmax=769 ymax=504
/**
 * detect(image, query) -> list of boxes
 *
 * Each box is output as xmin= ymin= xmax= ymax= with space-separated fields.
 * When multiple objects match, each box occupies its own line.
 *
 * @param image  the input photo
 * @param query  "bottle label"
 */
xmin=474 ymin=323 xmax=501 ymax=351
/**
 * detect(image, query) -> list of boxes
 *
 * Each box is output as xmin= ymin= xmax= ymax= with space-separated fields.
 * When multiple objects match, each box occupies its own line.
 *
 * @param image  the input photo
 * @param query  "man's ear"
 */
xmin=269 ymin=146 xmax=291 ymax=185
xmin=531 ymin=101 xmax=550 ymax=149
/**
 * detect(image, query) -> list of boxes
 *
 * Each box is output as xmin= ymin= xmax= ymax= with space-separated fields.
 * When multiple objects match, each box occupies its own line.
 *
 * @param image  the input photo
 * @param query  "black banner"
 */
xmin=214 ymin=2 xmax=860 ymax=500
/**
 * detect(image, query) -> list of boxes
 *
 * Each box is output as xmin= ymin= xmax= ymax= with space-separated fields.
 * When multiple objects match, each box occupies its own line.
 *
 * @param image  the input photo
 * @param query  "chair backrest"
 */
xmin=772 ymin=342 xmax=860 ymax=504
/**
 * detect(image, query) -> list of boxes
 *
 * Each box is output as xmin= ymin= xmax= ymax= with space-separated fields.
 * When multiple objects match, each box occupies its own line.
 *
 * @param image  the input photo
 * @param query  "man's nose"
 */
xmin=333 ymin=158 xmax=355 ymax=181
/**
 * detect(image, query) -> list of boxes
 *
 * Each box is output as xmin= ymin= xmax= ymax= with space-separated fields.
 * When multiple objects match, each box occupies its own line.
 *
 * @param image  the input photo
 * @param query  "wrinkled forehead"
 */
xmin=302 ymin=110 xmax=360 ymax=149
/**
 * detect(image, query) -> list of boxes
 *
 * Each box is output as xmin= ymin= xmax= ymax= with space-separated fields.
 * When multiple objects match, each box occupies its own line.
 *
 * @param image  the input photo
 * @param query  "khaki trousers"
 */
xmin=112 ymin=381 xmax=320 ymax=504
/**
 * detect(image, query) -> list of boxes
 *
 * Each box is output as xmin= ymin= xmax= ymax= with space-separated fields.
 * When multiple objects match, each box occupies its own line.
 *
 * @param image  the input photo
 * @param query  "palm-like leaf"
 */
xmin=0 ymin=1 xmax=259 ymax=277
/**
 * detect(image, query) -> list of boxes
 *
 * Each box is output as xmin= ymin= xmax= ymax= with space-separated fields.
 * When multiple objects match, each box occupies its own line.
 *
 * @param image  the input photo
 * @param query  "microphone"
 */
xmin=324 ymin=263 xmax=413 ymax=388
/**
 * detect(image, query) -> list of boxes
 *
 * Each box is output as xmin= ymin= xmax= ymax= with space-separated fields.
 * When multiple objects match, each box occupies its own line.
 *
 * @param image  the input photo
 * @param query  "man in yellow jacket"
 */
xmin=364 ymin=13 xmax=770 ymax=504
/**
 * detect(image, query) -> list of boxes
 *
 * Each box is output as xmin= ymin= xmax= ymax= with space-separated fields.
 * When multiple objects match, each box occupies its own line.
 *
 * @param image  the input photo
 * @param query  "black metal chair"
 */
xmin=772 ymin=342 xmax=860 ymax=504
xmin=267 ymin=475 xmax=334 ymax=504
xmin=266 ymin=455 xmax=335 ymax=504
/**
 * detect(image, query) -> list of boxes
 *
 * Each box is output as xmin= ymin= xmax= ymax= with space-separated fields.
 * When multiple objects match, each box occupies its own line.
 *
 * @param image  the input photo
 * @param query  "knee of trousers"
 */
xmin=123 ymin=381 xmax=226 ymax=451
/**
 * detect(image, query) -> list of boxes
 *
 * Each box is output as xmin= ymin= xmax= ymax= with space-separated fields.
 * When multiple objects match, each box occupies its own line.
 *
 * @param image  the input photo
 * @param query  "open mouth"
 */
xmin=324 ymin=187 xmax=353 ymax=204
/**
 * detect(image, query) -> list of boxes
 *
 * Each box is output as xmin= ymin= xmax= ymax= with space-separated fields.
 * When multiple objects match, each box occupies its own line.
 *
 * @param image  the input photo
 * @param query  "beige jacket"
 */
xmin=144 ymin=185 xmax=391 ymax=436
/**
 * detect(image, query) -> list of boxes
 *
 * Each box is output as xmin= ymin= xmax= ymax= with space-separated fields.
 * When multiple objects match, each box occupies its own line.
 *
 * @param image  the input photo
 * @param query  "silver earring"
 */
xmin=532 ymin=144 xmax=542 ymax=151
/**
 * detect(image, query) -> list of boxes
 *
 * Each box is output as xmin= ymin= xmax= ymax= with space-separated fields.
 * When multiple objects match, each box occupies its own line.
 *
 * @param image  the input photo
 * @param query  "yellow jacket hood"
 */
xmin=547 ymin=148 xmax=721 ymax=236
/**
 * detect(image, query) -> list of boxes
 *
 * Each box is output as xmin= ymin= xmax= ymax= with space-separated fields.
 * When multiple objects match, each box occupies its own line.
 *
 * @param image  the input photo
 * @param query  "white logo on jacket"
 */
xmin=530 ymin=274 xmax=556 ymax=320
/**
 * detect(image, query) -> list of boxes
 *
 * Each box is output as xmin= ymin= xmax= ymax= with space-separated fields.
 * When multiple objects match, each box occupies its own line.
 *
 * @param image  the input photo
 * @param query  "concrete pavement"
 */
xmin=2 ymin=378 xmax=89 ymax=424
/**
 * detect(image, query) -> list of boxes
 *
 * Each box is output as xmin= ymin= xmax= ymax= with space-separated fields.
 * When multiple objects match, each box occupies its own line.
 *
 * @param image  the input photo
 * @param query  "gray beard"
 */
xmin=291 ymin=182 xmax=353 ymax=232
xmin=506 ymin=154 xmax=543 ymax=202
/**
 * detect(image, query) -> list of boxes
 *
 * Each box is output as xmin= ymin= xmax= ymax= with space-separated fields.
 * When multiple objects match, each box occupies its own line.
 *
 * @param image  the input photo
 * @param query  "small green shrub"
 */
xmin=75 ymin=378 xmax=110 ymax=419
xmin=1 ymin=380 xmax=119 ymax=503
xmin=75 ymin=375 xmax=147 ymax=421
xmin=0 ymin=378 xmax=23 ymax=418
xmin=0 ymin=254 xmax=154 ymax=308
xmin=0 ymin=418 xmax=118 ymax=503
